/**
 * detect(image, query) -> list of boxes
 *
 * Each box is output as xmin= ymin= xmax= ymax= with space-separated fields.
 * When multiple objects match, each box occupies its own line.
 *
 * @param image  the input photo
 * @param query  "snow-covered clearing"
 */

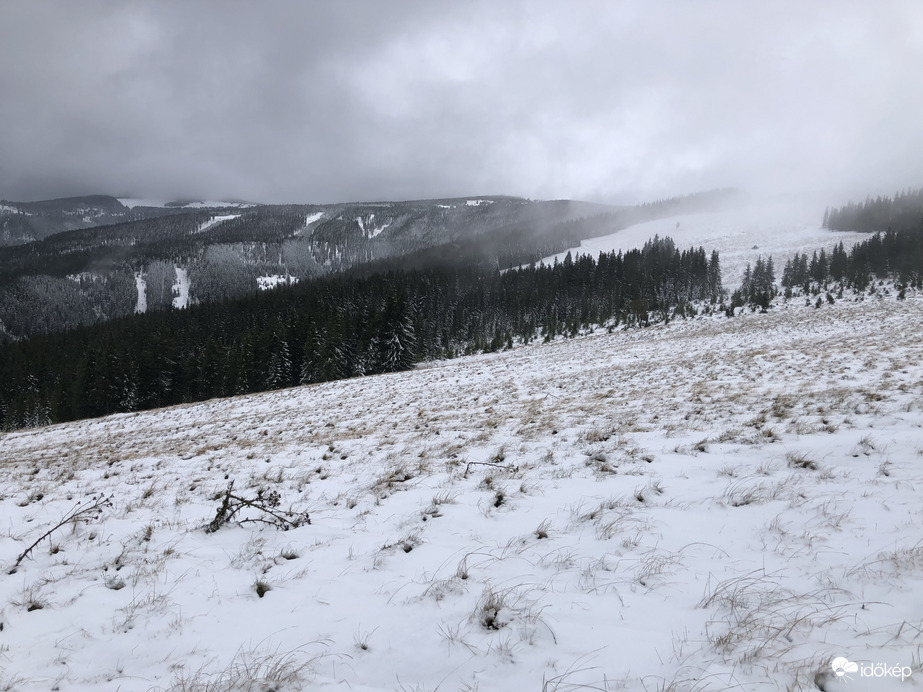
xmin=368 ymin=216 xmax=391 ymax=238
xmin=171 ymin=266 xmax=189 ymax=309
xmin=196 ymin=214 xmax=240 ymax=233
xmin=1 ymin=291 xmax=922 ymax=691
xmin=467 ymin=199 xmax=494 ymax=206
xmin=134 ymin=272 xmax=147 ymax=314
xmin=294 ymin=211 xmax=325 ymax=238
xmin=355 ymin=214 xmax=391 ymax=238
xmin=66 ymin=273 xmax=98 ymax=283
xmin=257 ymin=274 xmax=299 ymax=291
xmin=305 ymin=211 xmax=324 ymax=227
xmin=542 ymin=200 xmax=871 ymax=288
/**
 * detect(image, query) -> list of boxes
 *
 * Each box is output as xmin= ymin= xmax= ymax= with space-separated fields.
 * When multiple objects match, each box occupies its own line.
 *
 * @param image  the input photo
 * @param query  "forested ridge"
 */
xmin=0 ymin=237 xmax=720 ymax=430
xmin=729 ymin=221 xmax=923 ymax=315
xmin=6 ymin=188 xmax=922 ymax=432
xmin=791 ymin=190 xmax=923 ymax=294
xmin=824 ymin=188 xmax=923 ymax=233
xmin=0 ymin=190 xmax=735 ymax=340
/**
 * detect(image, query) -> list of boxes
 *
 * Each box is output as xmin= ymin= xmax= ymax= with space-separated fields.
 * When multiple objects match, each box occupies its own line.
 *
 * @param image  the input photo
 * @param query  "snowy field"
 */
xmin=1 ymin=289 xmax=922 ymax=691
xmin=542 ymin=200 xmax=871 ymax=288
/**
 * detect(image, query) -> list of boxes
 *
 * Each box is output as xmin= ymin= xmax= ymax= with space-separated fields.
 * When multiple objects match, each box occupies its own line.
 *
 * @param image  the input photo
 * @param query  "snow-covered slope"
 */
xmin=541 ymin=200 xmax=872 ymax=288
xmin=1 ymin=292 xmax=921 ymax=691
xmin=257 ymin=274 xmax=299 ymax=291
xmin=134 ymin=271 xmax=147 ymax=314
xmin=196 ymin=214 xmax=241 ymax=233
xmin=171 ymin=266 xmax=189 ymax=309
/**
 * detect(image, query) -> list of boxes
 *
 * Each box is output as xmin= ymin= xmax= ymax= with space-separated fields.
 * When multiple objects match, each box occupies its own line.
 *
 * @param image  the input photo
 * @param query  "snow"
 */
xmin=171 ymin=266 xmax=189 ymax=309
xmin=65 ymin=272 xmax=103 ymax=283
xmin=119 ymin=198 xmax=169 ymax=208
xmin=257 ymin=274 xmax=299 ymax=291
xmin=369 ymin=218 xmax=391 ymax=238
xmin=118 ymin=198 xmax=254 ymax=210
xmin=540 ymin=200 xmax=871 ymax=288
xmin=196 ymin=214 xmax=240 ymax=233
xmin=181 ymin=201 xmax=254 ymax=209
xmin=295 ymin=211 xmax=326 ymax=238
xmin=1 ymin=287 xmax=922 ymax=690
xmin=305 ymin=211 xmax=324 ymax=226
xmin=0 ymin=204 xmax=19 ymax=213
xmin=356 ymin=213 xmax=391 ymax=238
xmin=134 ymin=272 xmax=147 ymax=314
xmin=466 ymin=199 xmax=494 ymax=206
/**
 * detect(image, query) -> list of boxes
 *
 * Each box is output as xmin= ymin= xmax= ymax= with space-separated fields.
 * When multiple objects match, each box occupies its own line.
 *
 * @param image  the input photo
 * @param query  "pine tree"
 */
xmin=265 ymin=327 xmax=293 ymax=390
xmin=707 ymin=250 xmax=722 ymax=302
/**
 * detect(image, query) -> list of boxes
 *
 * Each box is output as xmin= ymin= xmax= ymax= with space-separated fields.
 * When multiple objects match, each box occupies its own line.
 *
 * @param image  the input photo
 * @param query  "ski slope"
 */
xmin=1 ymin=289 xmax=921 ymax=691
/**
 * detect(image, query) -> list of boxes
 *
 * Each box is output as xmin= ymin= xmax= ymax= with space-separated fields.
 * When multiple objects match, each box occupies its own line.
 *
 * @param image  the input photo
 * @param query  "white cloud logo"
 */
xmin=831 ymin=657 xmax=859 ymax=677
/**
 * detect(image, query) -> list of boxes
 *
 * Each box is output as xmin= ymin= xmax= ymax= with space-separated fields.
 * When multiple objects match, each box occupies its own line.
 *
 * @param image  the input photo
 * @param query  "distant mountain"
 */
xmin=0 ymin=190 xmax=738 ymax=340
xmin=0 ymin=194 xmax=198 ymax=245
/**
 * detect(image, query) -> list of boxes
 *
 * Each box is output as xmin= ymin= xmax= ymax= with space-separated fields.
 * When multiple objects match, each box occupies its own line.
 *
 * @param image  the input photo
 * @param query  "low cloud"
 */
xmin=1 ymin=0 xmax=921 ymax=205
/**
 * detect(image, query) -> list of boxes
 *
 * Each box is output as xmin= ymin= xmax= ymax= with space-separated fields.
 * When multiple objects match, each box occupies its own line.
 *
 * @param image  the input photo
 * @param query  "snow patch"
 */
xmin=369 ymin=218 xmax=391 ymax=238
xmin=134 ymin=272 xmax=147 ymax=314
xmin=305 ymin=211 xmax=324 ymax=226
xmin=257 ymin=274 xmax=299 ymax=291
xmin=294 ymin=211 xmax=325 ymax=237
xmin=65 ymin=272 xmax=103 ymax=283
xmin=172 ymin=266 xmax=189 ymax=309
xmin=196 ymin=214 xmax=240 ymax=233
xmin=466 ymin=199 xmax=494 ymax=206
xmin=0 ymin=203 xmax=20 ymax=213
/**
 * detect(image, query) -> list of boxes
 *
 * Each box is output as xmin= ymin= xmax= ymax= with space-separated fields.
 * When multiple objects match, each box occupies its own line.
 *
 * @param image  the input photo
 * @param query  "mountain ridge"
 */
xmin=0 ymin=190 xmax=738 ymax=340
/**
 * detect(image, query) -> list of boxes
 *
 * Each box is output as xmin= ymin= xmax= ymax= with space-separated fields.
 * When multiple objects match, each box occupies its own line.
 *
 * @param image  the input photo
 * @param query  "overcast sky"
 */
xmin=1 ymin=1 xmax=921 ymax=205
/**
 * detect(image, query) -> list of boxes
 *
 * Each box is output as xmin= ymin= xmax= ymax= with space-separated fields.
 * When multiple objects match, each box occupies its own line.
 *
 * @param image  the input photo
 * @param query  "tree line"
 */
xmin=784 ymin=217 xmax=923 ymax=295
xmin=824 ymin=188 xmax=923 ymax=233
xmin=0 ymin=237 xmax=720 ymax=430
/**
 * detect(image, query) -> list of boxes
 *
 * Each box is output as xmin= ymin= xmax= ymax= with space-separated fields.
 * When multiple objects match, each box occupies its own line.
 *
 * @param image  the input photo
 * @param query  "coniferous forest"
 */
xmin=823 ymin=188 xmax=923 ymax=233
xmin=0 ymin=191 xmax=734 ymax=340
xmin=792 ymin=193 xmax=923 ymax=293
xmin=3 ymin=189 xmax=923 ymax=432
xmin=0 ymin=238 xmax=719 ymax=430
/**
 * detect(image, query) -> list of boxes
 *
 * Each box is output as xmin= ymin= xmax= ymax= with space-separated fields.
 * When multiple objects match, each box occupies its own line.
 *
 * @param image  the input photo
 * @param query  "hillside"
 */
xmin=1 ymin=290 xmax=921 ymax=691
xmin=541 ymin=199 xmax=872 ymax=288
xmin=0 ymin=195 xmax=193 ymax=245
xmin=0 ymin=191 xmax=733 ymax=340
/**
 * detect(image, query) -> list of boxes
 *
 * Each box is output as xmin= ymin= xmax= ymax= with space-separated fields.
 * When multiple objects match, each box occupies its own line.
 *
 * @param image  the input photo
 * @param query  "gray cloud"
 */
xmin=1 ymin=0 xmax=922 ymax=205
